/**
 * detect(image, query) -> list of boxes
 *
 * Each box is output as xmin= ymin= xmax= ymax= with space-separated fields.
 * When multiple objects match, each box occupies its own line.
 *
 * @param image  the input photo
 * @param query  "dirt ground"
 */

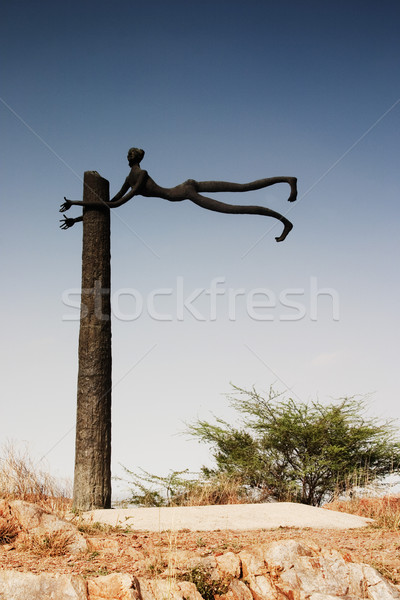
xmin=1 ymin=526 xmax=399 ymax=586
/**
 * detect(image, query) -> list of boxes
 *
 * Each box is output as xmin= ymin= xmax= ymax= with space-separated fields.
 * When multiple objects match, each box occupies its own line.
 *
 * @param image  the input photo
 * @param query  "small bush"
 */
xmin=179 ymin=566 xmax=230 ymax=600
xmin=174 ymin=473 xmax=267 ymax=506
xmin=19 ymin=530 xmax=74 ymax=556
xmin=119 ymin=467 xmax=271 ymax=507
xmin=0 ymin=518 xmax=19 ymax=544
xmin=75 ymin=520 xmax=110 ymax=535
xmin=73 ymin=516 xmax=131 ymax=535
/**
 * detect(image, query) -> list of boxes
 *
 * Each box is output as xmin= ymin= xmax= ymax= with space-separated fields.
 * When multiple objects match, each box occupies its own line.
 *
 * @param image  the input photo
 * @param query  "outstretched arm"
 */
xmin=60 ymin=197 xmax=102 ymax=212
xmin=60 ymin=215 xmax=83 ymax=229
xmin=109 ymin=178 xmax=130 ymax=204
xmin=60 ymin=170 xmax=148 ymax=213
xmin=109 ymin=170 xmax=148 ymax=207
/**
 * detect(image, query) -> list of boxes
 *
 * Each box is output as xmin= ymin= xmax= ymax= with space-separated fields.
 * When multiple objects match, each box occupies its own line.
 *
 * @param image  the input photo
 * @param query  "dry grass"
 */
xmin=0 ymin=517 xmax=19 ymax=545
xmin=325 ymin=495 xmax=400 ymax=530
xmin=0 ymin=443 xmax=72 ymax=516
xmin=74 ymin=520 xmax=111 ymax=536
xmin=172 ymin=474 xmax=264 ymax=507
xmin=18 ymin=530 xmax=75 ymax=557
xmin=73 ymin=518 xmax=130 ymax=536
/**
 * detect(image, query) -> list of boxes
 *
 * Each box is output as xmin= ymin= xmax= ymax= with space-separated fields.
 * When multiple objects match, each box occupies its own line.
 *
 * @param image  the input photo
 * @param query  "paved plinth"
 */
xmin=83 ymin=502 xmax=372 ymax=531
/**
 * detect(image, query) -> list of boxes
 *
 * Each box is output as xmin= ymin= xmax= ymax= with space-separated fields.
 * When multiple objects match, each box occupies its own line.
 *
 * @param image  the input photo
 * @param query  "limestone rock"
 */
xmin=0 ymin=570 xmax=87 ymax=600
xmin=218 ymin=579 xmax=253 ymax=600
xmin=216 ymin=551 xmax=241 ymax=578
xmin=263 ymin=538 xmax=315 ymax=569
xmin=239 ymin=546 xmax=266 ymax=578
xmin=246 ymin=574 xmax=283 ymax=600
xmin=187 ymin=554 xmax=218 ymax=571
xmin=138 ymin=578 xmax=202 ymax=600
xmin=277 ymin=550 xmax=351 ymax=596
xmin=9 ymin=500 xmax=87 ymax=554
xmin=307 ymin=595 xmax=351 ymax=600
xmin=87 ymin=573 xmax=140 ymax=600
xmin=348 ymin=563 xmax=400 ymax=600
xmin=235 ymin=539 xmax=400 ymax=600
xmin=177 ymin=580 xmax=206 ymax=600
xmin=0 ymin=534 xmax=399 ymax=600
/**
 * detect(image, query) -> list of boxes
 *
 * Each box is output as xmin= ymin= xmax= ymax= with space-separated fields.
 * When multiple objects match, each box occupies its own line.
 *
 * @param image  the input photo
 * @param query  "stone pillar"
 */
xmin=73 ymin=171 xmax=112 ymax=510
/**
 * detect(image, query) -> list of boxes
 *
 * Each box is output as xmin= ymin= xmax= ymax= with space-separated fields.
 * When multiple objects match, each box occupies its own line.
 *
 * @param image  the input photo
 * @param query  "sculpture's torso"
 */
xmin=126 ymin=166 xmax=189 ymax=202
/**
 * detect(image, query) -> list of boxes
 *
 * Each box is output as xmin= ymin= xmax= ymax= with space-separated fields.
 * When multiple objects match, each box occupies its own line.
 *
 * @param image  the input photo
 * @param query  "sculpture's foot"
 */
xmin=288 ymin=177 xmax=297 ymax=202
xmin=275 ymin=220 xmax=293 ymax=242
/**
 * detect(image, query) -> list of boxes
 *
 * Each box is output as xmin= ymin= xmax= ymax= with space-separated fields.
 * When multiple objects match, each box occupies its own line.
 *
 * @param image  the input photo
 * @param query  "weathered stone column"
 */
xmin=73 ymin=171 xmax=112 ymax=510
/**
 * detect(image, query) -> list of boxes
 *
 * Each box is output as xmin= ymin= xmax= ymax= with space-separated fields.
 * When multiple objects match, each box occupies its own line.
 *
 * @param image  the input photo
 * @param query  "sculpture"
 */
xmin=60 ymin=148 xmax=297 ymax=242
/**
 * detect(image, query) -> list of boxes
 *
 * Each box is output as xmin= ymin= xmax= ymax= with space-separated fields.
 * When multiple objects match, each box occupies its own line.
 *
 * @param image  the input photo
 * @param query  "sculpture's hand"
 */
xmin=60 ymin=197 xmax=72 ymax=212
xmin=60 ymin=216 xmax=76 ymax=230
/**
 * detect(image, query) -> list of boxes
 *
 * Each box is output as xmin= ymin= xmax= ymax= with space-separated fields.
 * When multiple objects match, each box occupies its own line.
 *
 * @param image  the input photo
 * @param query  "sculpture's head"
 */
xmin=127 ymin=147 xmax=145 ymax=166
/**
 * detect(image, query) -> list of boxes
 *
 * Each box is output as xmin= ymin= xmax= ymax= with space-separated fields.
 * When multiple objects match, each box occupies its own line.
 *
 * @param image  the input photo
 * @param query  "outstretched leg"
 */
xmin=194 ymin=176 xmax=297 ymax=203
xmin=188 ymin=192 xmax=293 ymax=242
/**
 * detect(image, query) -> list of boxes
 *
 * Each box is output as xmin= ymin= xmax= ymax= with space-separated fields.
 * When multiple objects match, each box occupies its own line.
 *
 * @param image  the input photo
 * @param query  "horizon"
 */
xmin=1 ymin=0 xmax=399 ymax=500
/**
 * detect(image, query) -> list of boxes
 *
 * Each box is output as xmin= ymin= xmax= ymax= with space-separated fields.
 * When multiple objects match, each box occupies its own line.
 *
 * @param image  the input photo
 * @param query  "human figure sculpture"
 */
xmin=60 ymin=148 xmax=297 ymax=242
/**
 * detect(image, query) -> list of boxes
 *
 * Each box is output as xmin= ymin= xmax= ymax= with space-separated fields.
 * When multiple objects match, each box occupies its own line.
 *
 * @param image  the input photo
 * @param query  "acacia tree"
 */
xmin=186 ymin=387 xmax=400 ymax=506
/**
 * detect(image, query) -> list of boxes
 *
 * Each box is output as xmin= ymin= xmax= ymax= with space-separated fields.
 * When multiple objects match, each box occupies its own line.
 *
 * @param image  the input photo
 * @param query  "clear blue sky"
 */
xmin=1 ymin=0 xmax=399 ymax=497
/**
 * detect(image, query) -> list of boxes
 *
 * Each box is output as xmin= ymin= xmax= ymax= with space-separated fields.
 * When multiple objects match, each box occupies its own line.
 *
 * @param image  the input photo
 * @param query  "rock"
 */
xmin=263 ymin=538 xmax=315 ymax=569
xmin=218 ymin=579 xmax=253 ymax=600
xmin=188 ymin=555 xmax=218 ymax=571
xmin=9 ymin=500 xmax=87 ymax=554
xmin=243 ymin=539 xmax=400 ymax=600
xmin=307 ymin=595 xmax=349 ymax=600
xmin=216 ymin=551 xmax=241 ymax=578
xmin=239 ymin=546 xmax=266 ymax=578
xmin=0 ymin=534 xmax=399 ymax=600
xmin=0 ymin=570 xmax=87 ymax=600
xmin=87 ymin=573 xmax=140 ymax=600
xmin=277 ymin=548 xmax=350 ymax=597
xmin=246 ymin=574 xmax=283 ymax=600
xmin=348 ymin=563 xmax=400 ymax=600
xmin=138 ymin=578 xmax=202 ymax=600
xmin=177 ymin=580 xmax=206 ymax=600
xmin=8 ymin=501 xmax=44 ymax=529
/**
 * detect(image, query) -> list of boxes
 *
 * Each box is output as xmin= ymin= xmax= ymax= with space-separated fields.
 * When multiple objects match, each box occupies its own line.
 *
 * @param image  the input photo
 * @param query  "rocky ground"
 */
xmin=1 ymin=525 xmax=400 ymax=584
xmin=1 ymin=499 xmax=399 ymax=599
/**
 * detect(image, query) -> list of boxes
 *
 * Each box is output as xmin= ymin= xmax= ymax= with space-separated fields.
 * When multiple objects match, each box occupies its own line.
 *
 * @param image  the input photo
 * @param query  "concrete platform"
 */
xmin=83 ymin=502 xmax=372 ymax=531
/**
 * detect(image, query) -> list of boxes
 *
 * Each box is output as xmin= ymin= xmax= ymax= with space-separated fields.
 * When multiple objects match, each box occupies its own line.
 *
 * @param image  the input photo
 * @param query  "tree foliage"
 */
xmin=117 ymin=467 xmax=196 ymax=507
xmin=186 ymin=387 xmax=400 ymax=506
